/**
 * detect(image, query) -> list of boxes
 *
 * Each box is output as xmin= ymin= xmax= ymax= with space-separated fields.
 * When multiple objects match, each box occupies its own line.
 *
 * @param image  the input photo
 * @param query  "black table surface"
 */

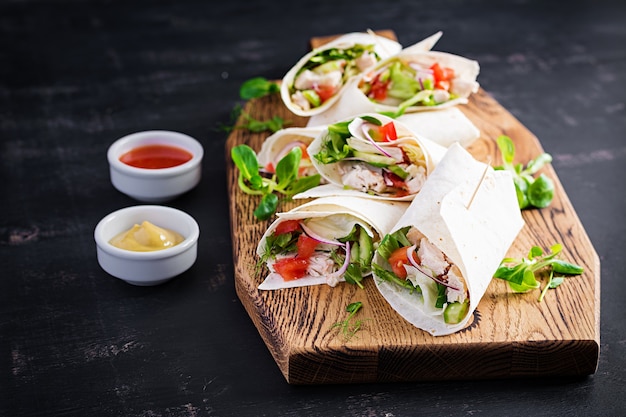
xmin=2 ymin=0 xmax=625 ymax=416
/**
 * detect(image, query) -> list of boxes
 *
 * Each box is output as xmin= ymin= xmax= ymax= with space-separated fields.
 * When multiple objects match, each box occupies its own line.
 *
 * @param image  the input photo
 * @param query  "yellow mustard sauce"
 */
xmin=109 ymin=221 xmax=184 ymax=252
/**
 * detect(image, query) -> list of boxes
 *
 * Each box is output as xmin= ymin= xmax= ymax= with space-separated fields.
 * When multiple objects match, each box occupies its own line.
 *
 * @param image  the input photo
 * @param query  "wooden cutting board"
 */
xmin=225 ymin=32 xmax=600 ymax=385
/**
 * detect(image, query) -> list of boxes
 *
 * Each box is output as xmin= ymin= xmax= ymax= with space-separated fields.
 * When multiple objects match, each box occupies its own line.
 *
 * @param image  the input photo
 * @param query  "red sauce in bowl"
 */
xmin=119 ymin=144 xmax=193 ymax=169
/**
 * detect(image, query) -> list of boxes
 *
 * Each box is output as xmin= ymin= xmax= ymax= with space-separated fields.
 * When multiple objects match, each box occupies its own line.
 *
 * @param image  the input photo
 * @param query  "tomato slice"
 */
xmin=387 ymin=246 xmax=419 ymax=279
xmin=430 ymin=62 xmax=455 ymax=91
xmin=296 ymin=234 xmax=319 ymax=259
xmin=314 ymin=84 xmax=336 ymax=103
xmin=435 ymin=80 xmax=450 ymax=91
xmin=369 ymin=74 xmax=389 ymax=101
xmin=265 ymin=162 xmax=275 ymax=173
xmin=273 ymin=257 xmax=309 ymax=281
xmin=380 ymin=122 xmax=397 ymax=141
xmin=274 ymin=220 xmax=301 ymax=235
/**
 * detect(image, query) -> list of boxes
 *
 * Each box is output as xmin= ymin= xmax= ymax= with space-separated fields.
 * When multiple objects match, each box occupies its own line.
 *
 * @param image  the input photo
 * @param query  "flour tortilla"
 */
xmin=257 ymin=196 xmax=408 ymax=290
xmin=372 ymin=143 xmax=524 ymax=336
xmin=256 ymin=126 xmax=326 ymax=171
xmin=280 ymin=32 xmax=402 ymax=117
xmin=306 ymin=42 xmax=480 ymax=127
xmin=295 ymin=113 xmax=447 ymax=201
xmin=309 ymin=103 xmax=480 ymax=149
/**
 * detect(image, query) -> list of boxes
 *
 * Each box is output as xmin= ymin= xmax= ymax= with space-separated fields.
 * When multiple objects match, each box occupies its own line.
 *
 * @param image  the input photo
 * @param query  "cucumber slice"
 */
xmin=443 ymin=301 xmax=469 ymax=324
xmin=302 ymin=90 xmax=321 ymax=107
xmin=352 ymin=150 xmax=396 ymax=166
xmin=358 ymin=228 xmax=374 ymax=266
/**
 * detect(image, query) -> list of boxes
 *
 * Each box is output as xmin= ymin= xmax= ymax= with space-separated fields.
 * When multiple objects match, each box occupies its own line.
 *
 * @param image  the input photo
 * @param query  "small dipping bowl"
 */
xmin=94 ymin=205 xmax=200 ymax=286
xmin=108 ymin=130 xmax=203 ymax=203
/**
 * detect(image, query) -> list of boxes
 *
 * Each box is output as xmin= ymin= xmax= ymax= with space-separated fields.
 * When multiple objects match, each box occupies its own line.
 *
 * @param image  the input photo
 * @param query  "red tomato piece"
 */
xmin=430 ymin=62 xmax=444 ymax=82
xmin=296 ymin=234 xmax=319 ymax=259
xmin=265 ymin=162 xmax=275 ymax=173
xmin=273 ymin=257 xmax=309 ymax=281
xmin=435 ymin=80 xmax=450 ymax=91
xmin=314 ymin=84 xmax=336 ymax=103
xmin=441 ymin=67 xmax=455 ymax=80
xmin=387 ymin=246 xmax=419 ymax=279
xmin=380 ymin=122 xmax=397 ymax=141
xmin=430 ymin=63 xmax=455 ymax=82
xmin=369 ymin=74 xmax=389 ymax=101
xmin=274 ymin=220 xmax=301 ymax=235
xmin=298 ymin=143 xmax=310 ymax=160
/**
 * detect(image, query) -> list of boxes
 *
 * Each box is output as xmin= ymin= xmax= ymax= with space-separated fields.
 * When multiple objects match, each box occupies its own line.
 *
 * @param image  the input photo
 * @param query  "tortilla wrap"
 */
xmin=306 ymin=39 xmax=479 ymax=127
xmin=372 ymin=143 xmax=524 ymax=336
xmin=295 ymin=113 xmax=446 ymax=201
xmin=280 ymin=32 xmax=412 ymax=117
xmin=309 ymin=103 xmax=480 ymax=149
xmin=257 ymin=196 xmax=408 ymax=290
xmin=256 ymin=126 xmax=326 ymax=177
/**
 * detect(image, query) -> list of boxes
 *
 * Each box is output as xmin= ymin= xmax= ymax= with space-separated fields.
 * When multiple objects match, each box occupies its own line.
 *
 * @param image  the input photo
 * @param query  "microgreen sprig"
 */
xmin=231 ymin=144 xmax=320 ymax=220
xmin=494 ymin=243 xmax=583 ymax=302
xmin=493 ymin=135 xmax=554 ymax=209
xmin=218 ymin=78 xmax=290 ymax=134
xmin=239 ymin=77 xmax=280 ymax=100
xmin=331 ymin=301 xmax=370 ymax=341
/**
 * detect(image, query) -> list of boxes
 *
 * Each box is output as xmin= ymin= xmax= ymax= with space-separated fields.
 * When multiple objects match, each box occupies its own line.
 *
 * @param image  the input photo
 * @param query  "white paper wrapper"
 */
xmin=280 ymin=32 xmax=403 ymax=117
xmin=372 ymin=143 xmax=524 ymax=336
xmin=294 ymin=113 xmax=446 ymax=201
xmin=257 ymin=196 xmax=408 ymax=290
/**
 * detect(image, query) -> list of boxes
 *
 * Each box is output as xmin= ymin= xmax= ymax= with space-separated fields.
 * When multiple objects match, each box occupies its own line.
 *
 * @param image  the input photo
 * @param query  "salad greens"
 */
xmin=494 ymin=243 xmax=583 ymax=302
xmin=291 ymin=44 xmax=378 ymax=106
xmin=331 ymin=301 xmax=370 ymax=341
xmin=373 ymin=226 xmax=469 ymax=324
xmin=231 ymin=144 xmax=320 ymax=220
xmin=493 ymin=135 xmax=554 ymax=209
xmin=260 ymin=221 xmax=374 ymax=288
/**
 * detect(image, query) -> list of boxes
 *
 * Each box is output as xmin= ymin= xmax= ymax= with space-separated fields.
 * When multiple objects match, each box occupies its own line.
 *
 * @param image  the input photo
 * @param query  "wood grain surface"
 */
xmin=224 ymin=34 xmax=600 ymax=385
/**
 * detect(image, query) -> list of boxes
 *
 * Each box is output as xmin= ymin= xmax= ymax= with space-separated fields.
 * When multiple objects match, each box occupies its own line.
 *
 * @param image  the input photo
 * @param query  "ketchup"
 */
xmin=119 ymin=144 xmax=193 ymax=169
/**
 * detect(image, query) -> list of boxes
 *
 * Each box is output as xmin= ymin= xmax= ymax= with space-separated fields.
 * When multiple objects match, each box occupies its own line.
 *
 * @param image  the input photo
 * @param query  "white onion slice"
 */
xmin=299 ymin=222 xmax=345 ymax=247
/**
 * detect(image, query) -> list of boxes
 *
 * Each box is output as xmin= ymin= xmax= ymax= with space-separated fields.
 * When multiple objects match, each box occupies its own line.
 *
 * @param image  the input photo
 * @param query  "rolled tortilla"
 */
xmin=257 ymin=196 xmax=408 ymax=290
xmin=280 ymin=32 xmax=404 ymax=117
xmin=371 ymin=143 xmax=524 ymax=336
xmin=257 ymin=126 xmax=326 ymax=178
xmin=306 ymin=36 xmax=480 ymax=127
xmin=295 ymin=113 xmax=446 ymax=201
xmin=309 ymin=102 xmax=480 ymax=149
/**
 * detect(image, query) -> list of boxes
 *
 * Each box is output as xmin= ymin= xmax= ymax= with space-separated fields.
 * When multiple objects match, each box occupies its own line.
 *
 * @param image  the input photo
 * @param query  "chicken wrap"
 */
xmin=279 ymin=32 xmax=408 ymax=117
xmin=309 ymin=105 xmax=480 ymax=149
xmin=256 ymin=196 xmax=408 ymax=290
xmin=371 ymin=143 xmax=524 ymax=336
xmin=306 ymin=35 xmax=479 ymax=126
xmin=295 ymin=113 xmax=446 ymax=201
xmin=257 ymin=126 xmax=326 ymax=178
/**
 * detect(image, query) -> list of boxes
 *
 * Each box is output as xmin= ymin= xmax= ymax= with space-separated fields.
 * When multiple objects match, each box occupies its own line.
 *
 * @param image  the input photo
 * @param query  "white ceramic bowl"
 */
xmin=108 ymin=130 xmax=203 ymax=203
xmin=94 ymin=205 xmax=200 ymax=286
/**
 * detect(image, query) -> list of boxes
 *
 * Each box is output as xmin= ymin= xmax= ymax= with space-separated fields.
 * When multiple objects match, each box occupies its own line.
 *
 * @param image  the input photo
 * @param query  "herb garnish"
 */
xmin=231 ymin=144 xmax=320 ymax=220
xmin=331 ymin=301 xmax=369 ymax=341
xmin=218 ymin=78 xmax=290 ymax=133
xmin=494 ymin=243 xmax=584 ymax=302
xmin=239 ymin=77 xmax=280 ymax=99
xmin=493 ymin=135 xmax=554 ymax=209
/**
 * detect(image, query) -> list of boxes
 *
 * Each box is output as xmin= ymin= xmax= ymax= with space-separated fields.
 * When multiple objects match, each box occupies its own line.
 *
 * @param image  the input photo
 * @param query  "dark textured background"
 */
xmin=2 ymin=0 xmax=625 ymax=416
